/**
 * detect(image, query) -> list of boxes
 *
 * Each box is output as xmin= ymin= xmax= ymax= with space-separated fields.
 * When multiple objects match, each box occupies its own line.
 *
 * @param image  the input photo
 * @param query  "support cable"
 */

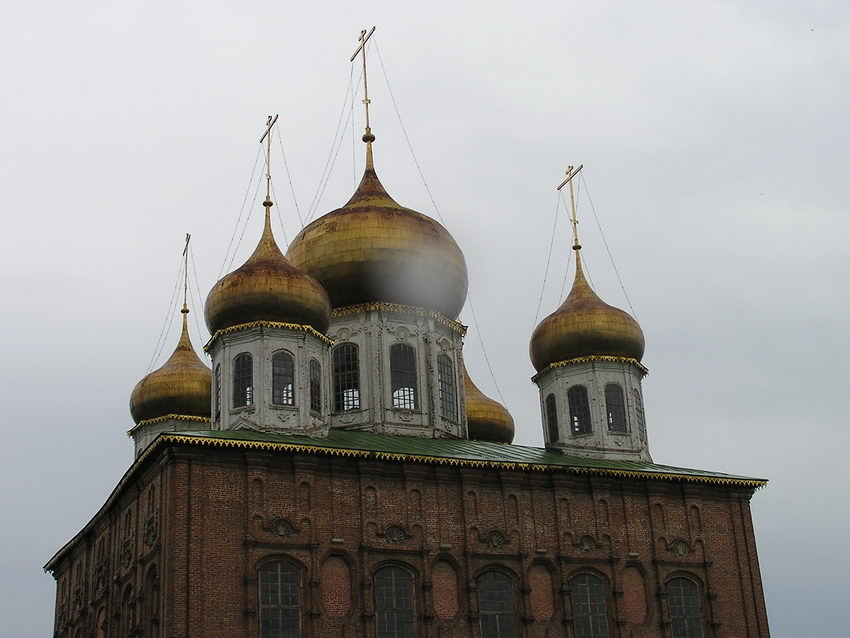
xmin=532 ymin=192 xmax=562 ymax=328
xmin=270 ymin=180 xmax=290 ymax=247
xmin=145 ymin=254 xmax=185 ymax=373
xmin=187 ymin=245 xmax=205 ymax=350
xmin=226 ymin=166 xmax=265 ymax=272
xmin=275 ymin=132 xmax=303 ymax=227
xmin=218 ymin=145 xmax=263 ymax=279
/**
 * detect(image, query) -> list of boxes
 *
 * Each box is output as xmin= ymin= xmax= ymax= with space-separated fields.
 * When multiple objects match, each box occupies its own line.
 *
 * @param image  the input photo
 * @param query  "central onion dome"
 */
xmin=205 ymin=204 xmax=331 ymax=334
xmin=464 ymin=363 xmax=515 ymax=443
xmin=130 ymin=309 xmax=212 ymax=424
xmin=286 ymin=145 xmax=468 ymax=319
xmin=530 ymin=254 xmax=645 ymax=372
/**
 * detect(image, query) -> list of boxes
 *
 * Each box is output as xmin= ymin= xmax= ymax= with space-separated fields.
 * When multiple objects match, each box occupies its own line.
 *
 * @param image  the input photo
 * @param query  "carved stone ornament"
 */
xmin=382 ymin=524 xmax=411 ymax=543
xmin=265 ymin=517 xmax=300 ymax=537
xmin=398 ymin=410 xmax=414 ymax=422
xmin=481 ymin=530 xmax=508 ymax=548
xmin=392 ymin=326 xmax=411 ymax=340
xmin=119 ymin=538 xmax=134 ymax=569
xmin=93 ymin=566 xmax=107 ymax=598
xmin=336 ymin=327 xmax=353 ymax=341
xmin=575 ymin=535 xmax=599 ymax=552
xmin=144 ymin=516 xmax=158 ymax=547
xmin=669 ymin=539 xmax=692 ymax=557
xmin=436 ymin=336 xmax=452 ymax=352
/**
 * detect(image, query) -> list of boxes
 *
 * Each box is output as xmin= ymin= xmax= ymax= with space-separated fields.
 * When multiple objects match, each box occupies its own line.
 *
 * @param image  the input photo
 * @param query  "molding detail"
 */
xmin=331 ymin=302 xmax=467 ymax=335
xmin=205 ymin=320 xmax=333 ymax=352
xmin=531 ymin=356 xmax=649 ymax=383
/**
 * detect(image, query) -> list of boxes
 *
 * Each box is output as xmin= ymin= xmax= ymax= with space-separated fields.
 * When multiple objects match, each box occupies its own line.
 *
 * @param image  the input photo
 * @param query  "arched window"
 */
xmin=567 ymin=385 xmax=592 ymax=435
xmin=214 ymin=364 xmax=221 ymax=424
xmin=667 ymin=577 xmax=703 ymax=638
xmin=233 ymin=353 xmax=253 ymax=408
xmin=309 ymin=359 xmax=321 ymax=413
xmin=258 ymin=560 xmax=301 ymax=638
xmin=272 ymin=351 xmax=295 ymax=406
xmin=390 ymin=344 xmax=418 ymax=409
xmin=333 ymin=344 xmax=360 ymax=412
xmin=437 ymin=355 xmax=457 ymax=421
xmin=95 ymin=608 xmax=107 ymax=638
xmin=605 ymin=383 xmax=627 ymax=432
xmin=570 ymin=573 xmax=609 ymax=638
xmin=633 ymin=389 xmax=644 ymax=432
xmin=477 ymin=570 xmax=517 ymax=638
xmin=120 ymin=585 xmax=135 ymax=638
xmin=374 ymin=566 xmax=415 ymax=638
xmin=545 ymin=393 xmax=558 ymax=442
xmin=144 ymin=565 xmax=159 ymax=638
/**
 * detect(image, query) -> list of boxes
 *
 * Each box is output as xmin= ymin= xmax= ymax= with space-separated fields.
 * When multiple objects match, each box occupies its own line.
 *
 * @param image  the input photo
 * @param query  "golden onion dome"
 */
xmin=464 ymin=363 xmax=515 ymax=444
xmin=205 ymin=203 xmax=331 ymax=334
xmin=130 ymin=309 xmax=212 ymax=424
xmin=286 ymin=144 xmax=468 ymax=319
xmin=529 ymin=254 xmax=644 ymax=372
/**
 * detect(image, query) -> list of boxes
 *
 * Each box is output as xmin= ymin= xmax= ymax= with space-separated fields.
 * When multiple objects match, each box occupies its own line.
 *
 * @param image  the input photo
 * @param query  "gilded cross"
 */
xmin=557 ymin=165 xmax=584 ymax=250
xmin=350 ymin=27 xmax=376 ymax=136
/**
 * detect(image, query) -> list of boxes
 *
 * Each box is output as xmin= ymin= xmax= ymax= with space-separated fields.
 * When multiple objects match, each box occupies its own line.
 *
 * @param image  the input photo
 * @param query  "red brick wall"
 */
xmin=50 ymin=443 xmax=770 ymax=637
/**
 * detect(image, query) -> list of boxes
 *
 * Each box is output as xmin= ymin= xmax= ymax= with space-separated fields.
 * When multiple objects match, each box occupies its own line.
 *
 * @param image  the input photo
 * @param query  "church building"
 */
xmin=45 ymin=38 xmax=770 ymax=638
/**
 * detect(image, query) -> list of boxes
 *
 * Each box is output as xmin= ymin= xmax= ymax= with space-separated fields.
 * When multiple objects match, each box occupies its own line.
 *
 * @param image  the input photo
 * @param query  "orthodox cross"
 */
xmin=181 ymin=233 xmax=191 ymax=313
xmin=557 ymin=164 xmax=584 ymax=250
xmin=350 ymin=27 xmax=376 ymax=138
xmin=259 ymin=114 xmax=279 ymax=205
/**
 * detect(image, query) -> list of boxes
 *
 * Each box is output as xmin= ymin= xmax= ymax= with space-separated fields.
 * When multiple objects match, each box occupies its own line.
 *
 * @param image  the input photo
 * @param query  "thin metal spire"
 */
xmin=259 ymin=114 xmax=279 ymax=210
xmin=350 ymin=26 xmax=376 ymax=166
xmin=181 ymin=233 xmax=191 ymax=314
xmin=557 ymin=164 xmax=584 ymax=254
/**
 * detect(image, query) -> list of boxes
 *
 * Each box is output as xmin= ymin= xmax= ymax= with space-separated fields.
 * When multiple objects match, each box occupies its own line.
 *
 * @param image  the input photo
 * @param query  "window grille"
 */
xmin=605 ymin=384 xmax=627 ymax=432
xmin=437 ymin=355 xmax=457 ymax=421
xmin=633 ymin=389 xmax=644 ymax=431
xmin=477 ymin=570 xmax=517 ymax=638
xmin=570 ymin=573 xmax=610 ymax=638
xmin=374 ymin=566 xmax=415 ymax=638
xmin=333 ymin=344 xmax=360 ymax=412
xmin=567 ymin=385 xmax=592 ymax=435
xmin=233 ymin=353 xmax=253 ymax=408
xmin=668 ymin=578 xmax=703 ymax=638
xmin=309 ymin=359 xmax=321 ymax=413
xmin=390 ymin=344 xmax=418 ymax=410
xmin=214 ymin=364 xmax=221 ymax=424
xmin=545 ymin=394 xmax=558 ymax=442
xmin=272 ymin=351 xmax=295 ymax=406
xmin=258 ymin=561 xmax=301 ymax=638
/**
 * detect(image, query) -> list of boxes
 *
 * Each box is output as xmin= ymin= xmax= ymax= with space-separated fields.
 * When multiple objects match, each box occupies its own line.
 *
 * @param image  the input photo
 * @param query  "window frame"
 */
xmin=666 ymin=576 xmax=704 ymax=638
xmin=437 ymin=354 xmax=458 ymax=422
xmin=233 ymin=352 xmax=254 ymax=409
xmin=545 ymin=393 xmax=558 ymax=442
xmin=569 ymin=571 xmax=611 ymax=638
xmin=604 ymin=383 xmax=628 ymax=433
xmin=258 ymin=558 xmax=302 ymax=638
xmin=271 ymin=350 xmax=296 ymax=407
xmin=214 ymin=363 xmax=221 ymax=424
xmin=332 ymin=343 xmax=361 ymax=412
xmin=309 ymin=359 xmax=322 ymax=414
xmin=567 ymin=385 xmax=592 ymax=435
xmin=390 ymin=343 xmax=418 ymax=410
xmin=373 ymin=564 xmax=417 ymax=638
xmin=476 ymin=567 xmax=518 ymax=638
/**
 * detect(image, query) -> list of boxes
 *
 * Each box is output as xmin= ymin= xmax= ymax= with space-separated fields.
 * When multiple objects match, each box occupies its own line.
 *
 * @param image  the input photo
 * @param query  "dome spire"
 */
xmin=351 ymin=26 xmax=377 ymax=169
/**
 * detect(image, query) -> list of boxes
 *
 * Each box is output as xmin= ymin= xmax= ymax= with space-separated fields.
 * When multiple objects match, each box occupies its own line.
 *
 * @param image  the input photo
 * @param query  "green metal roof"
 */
xmin=162 ymin=429 xmax=767 ymax=487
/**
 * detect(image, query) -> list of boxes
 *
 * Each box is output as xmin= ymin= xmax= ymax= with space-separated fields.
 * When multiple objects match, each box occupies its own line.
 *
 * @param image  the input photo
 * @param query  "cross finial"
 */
xmin=259 ymin=114 xmax=279 ymax=210
xmin=557 ymin=165 xmax=584 ymax=251
xmin=181 ymin=233 xmax=191 ymax=314
xmin=351 ymin=26 xmax=376 ymax=150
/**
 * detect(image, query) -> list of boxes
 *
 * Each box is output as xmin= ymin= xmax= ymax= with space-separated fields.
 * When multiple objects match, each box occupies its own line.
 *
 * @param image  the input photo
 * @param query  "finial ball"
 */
xmin=362 ymin=132 xmax=376 ymax=143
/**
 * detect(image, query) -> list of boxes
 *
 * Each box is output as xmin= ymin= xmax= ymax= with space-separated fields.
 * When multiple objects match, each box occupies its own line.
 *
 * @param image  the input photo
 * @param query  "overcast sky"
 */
xmin=2 ymin=1 xmax=848 ymax=636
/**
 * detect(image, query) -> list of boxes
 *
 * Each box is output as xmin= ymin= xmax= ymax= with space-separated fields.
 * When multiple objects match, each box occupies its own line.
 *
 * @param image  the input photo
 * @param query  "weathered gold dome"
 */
xmin=205 ymin=204 xmax=331 ymax=334
xmin=529 ymin=254 xmax=644 ymax=372
xmin=130 ymin=310 xmax=212 ymax=424
xmin=286 ymin=146 xmax=468 ymax=319
xmin=464 ymin=363 xmax=515 ymax=444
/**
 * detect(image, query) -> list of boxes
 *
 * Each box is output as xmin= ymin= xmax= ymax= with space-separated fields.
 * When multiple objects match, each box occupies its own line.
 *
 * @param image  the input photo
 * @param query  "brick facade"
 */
xmin=48 ymin=441 xmax=769 ymax=637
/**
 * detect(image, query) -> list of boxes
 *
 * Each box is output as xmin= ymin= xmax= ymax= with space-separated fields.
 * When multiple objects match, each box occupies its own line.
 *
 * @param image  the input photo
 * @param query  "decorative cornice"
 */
xmin=532 ymin=356 xmax=649 ymax=383
xmin=331 ymin=302 xmax=467 ymax=335
xmin=204 ymin=320 xmax=333 ymax=352
xmin=126 ymin=414 xmax=211 ymax=436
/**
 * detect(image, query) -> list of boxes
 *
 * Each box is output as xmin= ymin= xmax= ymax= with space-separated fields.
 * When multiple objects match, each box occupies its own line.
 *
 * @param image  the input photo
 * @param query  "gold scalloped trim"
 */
xmin=532 ymin=356 xmax=649 ymax=383
xmin=127 ymin=414 xmax=211 ymax=436
xmin=205 ymin=321 xmax=333 ymax=351
xmin=331 ymin=302 xmax=467 ymax=335
xmin=159 ymin=434 xmax=766 ymax=488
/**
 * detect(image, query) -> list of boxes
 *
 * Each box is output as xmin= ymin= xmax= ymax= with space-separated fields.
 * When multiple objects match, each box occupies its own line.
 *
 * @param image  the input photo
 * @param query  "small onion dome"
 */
xmin=205 ymin=206 xmax=331 ymax=334
xmin=130 ymin=310 xmax=212 ymax=424
xmin=286 ymin=147 xmax=468 ymax=319
xmin=464 ymin=363 xmax=515 ymax=444
xmin=529 ymin=255 xmax=644 ymax=372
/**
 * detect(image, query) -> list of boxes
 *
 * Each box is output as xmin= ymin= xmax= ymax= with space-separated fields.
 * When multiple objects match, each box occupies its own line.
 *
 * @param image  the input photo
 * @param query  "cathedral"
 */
xmin=45 ymin=41 xmax=770 ymax=638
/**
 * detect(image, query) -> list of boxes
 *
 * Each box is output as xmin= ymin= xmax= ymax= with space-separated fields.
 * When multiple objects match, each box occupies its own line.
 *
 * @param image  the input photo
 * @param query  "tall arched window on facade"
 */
xmin=120 ymin=585 xmax=135 ymax=638
xmin=667 ymin=577 xmax=703 ymax=638
xmin=333 ymin=344 xmax=360 ymax=412
xmin=633 ymin=389 xmax=644 ymax=432
xmin=258 ymin=560 xmax=301 ymax=638
xmin=374 ymin=566 xmax=415 ymax=638
xmin=309 ymin=359 xmax=321 ymax=413
xmin=390 ymin=344 xmax=418 ymax=409
xmin=545 ymin=393 xmax=558 ymax=442
xmin=272 ymin=351 xmax=295 ymax=406
xmin=570 ymin=573 xmax=609 ymax=638
xmin=567 ymin=385 xmax=592 ymax=435
xmin=437 ymin=355 xmax=457 ymax=421
xmin=233 ymin=353 xmax=253 ymax=408
xmin=144 ymin=565 xmax=159 ymax=638
xmin=477 ymin=570 xmax=517 ymax=638
xmin=214 ymin=364 xmax=221 ymax=424
xmin=604 ymin=383 xmax=627 ymax=432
